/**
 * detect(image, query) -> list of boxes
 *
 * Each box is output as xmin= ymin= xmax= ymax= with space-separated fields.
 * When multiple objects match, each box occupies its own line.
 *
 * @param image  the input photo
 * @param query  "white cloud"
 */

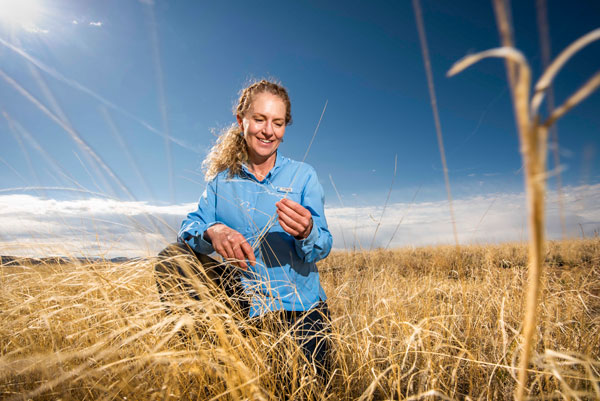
xmin=89 ymin=21 xmax=103 ymax=27
xmin=327 ymin=183 xmax=600 ymax=249
xmin=0 ymin=195 xmax=190 ymax=258
xmin=1 ymin=184 xmax=599 ymax=258
xmin=72 ymin=20 xmax=79 ymax=25
xmin=22 ymin=23 xmax=48 ymax=34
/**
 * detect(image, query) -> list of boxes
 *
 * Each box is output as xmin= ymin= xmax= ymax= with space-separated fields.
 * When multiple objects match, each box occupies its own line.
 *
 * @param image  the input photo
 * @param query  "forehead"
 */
xmin=248 ymin=92 xmax=286 ymax=117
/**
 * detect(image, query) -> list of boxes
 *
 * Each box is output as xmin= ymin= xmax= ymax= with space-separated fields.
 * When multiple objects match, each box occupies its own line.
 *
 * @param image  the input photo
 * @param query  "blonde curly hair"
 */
xmin=203 ymin=80 xmax=292 ymax=181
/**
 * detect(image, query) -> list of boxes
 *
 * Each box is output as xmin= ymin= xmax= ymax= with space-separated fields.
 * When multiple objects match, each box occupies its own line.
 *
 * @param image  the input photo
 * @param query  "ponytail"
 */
xmin=203 ymin=124 xmax=248 ymax=181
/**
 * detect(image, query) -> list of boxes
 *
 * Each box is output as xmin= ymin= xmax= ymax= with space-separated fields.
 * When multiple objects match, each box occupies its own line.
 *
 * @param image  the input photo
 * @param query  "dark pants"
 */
xmin=154 ymin=241 xmax=249 ymax=316
xmin=273 ymin=302 xmax=332 ymax=381
xmin=154 ymin=242 xmax=332 ymax=379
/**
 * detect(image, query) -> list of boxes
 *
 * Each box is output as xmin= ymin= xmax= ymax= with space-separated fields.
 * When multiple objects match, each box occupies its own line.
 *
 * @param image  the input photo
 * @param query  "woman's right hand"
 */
xmin=204 ymin=224 xmax=256 ymax=270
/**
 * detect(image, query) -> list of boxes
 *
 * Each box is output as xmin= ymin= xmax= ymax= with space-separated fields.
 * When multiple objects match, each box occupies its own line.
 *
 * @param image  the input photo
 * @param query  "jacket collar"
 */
xmin=241 ymin=152 xmax=287 ymax=182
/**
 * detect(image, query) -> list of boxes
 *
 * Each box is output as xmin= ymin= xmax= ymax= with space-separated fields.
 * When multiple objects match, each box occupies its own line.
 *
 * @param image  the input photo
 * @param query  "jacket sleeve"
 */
xmin=177 ymin=179 xmax=224 ymax=255
xmin=294 ymin=167 xmax=332 ymax=263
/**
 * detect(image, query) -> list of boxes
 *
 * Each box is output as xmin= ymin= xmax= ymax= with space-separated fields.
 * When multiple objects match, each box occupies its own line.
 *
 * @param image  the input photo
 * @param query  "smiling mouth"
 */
xmin=258 ymin=139 xmax=274 ymax=144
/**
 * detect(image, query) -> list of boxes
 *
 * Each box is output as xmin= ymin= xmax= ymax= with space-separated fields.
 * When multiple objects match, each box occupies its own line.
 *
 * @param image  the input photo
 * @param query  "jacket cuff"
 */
xmin=294 ymin=222 xmax=318 ymax=257
xmin=180 ymin=221 xmax=224 ymax=255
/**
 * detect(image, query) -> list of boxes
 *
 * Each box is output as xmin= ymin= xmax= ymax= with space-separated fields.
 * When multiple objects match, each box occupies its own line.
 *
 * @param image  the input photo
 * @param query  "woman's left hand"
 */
xmin=276 ymin=198 xmax=313 ymax=239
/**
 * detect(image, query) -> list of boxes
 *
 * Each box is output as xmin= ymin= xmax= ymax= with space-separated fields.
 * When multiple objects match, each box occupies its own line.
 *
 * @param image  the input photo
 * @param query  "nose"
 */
xmin=262 ymin=120 xmax=275 ymax=137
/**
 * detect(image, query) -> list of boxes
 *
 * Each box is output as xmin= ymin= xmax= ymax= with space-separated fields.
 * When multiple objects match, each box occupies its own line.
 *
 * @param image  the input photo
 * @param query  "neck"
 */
xmin=247 ymin=152 xmax=277 ymax=179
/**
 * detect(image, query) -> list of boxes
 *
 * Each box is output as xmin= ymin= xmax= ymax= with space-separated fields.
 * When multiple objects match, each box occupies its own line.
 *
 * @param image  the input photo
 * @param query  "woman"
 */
xmin=155 ymin=79 xmax=332 ymax=378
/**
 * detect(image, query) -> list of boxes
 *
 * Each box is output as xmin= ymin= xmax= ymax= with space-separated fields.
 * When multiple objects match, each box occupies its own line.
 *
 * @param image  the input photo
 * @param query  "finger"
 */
xmin=227 ymin=232 xmax=249 ymax=269
xmin=278 ymin=216 xmax=301 ymax=237
xmin=280 ymin=198 xmax=312 ymax=217
xmin=276 ymin=200 xmax=305 ymax=223
xmin=240 ymin=240 xmax=256 ymax=267
xmin=214 ymin=244 xmax=226 ymax=260
xmin=221 ymin=241 xmax=236 ymax=262
xmin=277 ymin=208 xmax=304 ymax=233
xmin=224 ymin=230 xmax=252 ymax=269
xmin=232 ymin=244 xmax=248 ymax=270
xmin=278 ymin=206 xmax=310 ymax=233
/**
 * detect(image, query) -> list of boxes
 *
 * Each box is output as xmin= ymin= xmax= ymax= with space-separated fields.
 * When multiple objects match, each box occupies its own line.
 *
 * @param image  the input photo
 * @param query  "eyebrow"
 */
xmin=252 ymin=112 xmax=285 ymax=121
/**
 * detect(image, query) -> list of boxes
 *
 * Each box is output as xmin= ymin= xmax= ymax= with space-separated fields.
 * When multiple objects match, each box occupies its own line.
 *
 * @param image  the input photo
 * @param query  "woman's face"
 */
xmin=237 ymin=92 xmax=287 ymax=165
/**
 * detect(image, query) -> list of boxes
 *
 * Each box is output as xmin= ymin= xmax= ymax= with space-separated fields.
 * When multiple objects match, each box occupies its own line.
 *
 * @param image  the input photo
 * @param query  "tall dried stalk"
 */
xmin=448 ymin=27 xmax=600 ymax=401
xmin=492 ymin=0 xmax=517 ymax=96
xmin=412 ymin=0 xmax=459 ymax=247
xmin=143 ymin=0 xmax=175 ymax=203
xmin=536 ymin=0 xmax=567 ymax=239
xmin=0 ymin=69 xmax=135 ymax=201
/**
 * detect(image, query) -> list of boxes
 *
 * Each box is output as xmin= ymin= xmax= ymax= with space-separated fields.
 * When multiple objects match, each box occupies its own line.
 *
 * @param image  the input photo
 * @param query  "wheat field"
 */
xmin=1 ymin=238 xmax=598 ymax=400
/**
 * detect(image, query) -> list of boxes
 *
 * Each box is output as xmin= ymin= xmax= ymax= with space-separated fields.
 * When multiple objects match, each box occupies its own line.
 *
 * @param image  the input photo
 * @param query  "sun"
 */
xmin=0 ymin=0 xmax=44 ymax=31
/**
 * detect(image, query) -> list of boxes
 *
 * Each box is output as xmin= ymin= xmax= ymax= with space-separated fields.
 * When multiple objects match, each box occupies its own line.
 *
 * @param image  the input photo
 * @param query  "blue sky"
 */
xmin=0 ymin=0 xmax=599 ymax=256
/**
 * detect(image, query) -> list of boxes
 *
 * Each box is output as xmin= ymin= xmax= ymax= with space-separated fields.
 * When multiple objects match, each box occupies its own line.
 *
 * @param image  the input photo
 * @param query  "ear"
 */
xmin=236 ymin=114 xmax=244 ymax=129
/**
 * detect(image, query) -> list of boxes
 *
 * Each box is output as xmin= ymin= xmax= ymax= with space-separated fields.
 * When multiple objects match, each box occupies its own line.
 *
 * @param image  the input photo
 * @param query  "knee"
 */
xmin=158 ymin=242 xmax=193 ymax=258
xmin=156 ymin=242 xmax=194 ymax=274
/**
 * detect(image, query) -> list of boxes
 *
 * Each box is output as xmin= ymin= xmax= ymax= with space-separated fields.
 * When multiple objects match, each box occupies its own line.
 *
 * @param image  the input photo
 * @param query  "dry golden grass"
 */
xmin=1 ymin=238 xmax=598 ymax=400
xmin=447 ymin=19 xmax=600 ymax=400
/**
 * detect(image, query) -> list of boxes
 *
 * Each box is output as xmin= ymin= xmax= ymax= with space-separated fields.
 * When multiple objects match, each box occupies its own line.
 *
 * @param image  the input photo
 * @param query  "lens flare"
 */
xmin=0 ymin=0 xmax=44 ymax=32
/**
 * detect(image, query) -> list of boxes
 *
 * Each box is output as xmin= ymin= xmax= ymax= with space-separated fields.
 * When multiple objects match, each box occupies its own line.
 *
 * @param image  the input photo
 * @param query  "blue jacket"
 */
xmin=178 ymin=154 xmax=332 ymax=316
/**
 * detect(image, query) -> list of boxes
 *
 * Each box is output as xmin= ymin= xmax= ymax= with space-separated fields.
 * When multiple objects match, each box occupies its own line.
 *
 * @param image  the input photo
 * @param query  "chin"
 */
xmin=257 ymin=149 xmax=278 ymax=159
xmin=252 ymin=143 xmax=279 ymax=157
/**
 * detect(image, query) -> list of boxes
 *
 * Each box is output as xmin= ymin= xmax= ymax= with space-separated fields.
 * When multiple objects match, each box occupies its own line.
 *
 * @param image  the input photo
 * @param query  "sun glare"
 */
xmin=0 ymin=0 xmax=44 ymax=31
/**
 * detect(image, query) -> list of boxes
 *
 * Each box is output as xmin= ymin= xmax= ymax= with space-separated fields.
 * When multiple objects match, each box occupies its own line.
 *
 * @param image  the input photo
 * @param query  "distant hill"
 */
xmin=0 ymin=255 xmax=143 ymax=266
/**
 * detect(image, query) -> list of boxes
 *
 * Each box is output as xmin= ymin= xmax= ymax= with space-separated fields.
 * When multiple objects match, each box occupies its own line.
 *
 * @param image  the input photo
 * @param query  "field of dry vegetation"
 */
xmin=1 ymin=0 xmax=597 ymax=398
xmin=1 ymin=238 xmax=598 ymax=400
